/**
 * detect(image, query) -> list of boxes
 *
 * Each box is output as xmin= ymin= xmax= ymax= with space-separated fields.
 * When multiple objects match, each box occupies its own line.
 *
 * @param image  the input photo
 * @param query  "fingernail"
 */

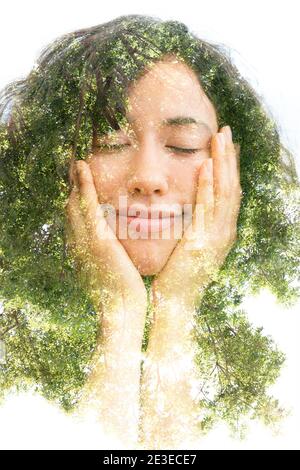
xmin=224 ymin=126 xmax=232 ymax=140
xmin=217 ymin=134 xmax=226 ymax=152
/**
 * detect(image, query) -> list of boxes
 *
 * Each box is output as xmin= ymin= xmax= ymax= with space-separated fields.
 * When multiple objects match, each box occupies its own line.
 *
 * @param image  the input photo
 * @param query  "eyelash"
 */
xmin=165 ymin=145 xmax=199 ymax=154
xmin=95 ymin=144 xmax=201 ymax=154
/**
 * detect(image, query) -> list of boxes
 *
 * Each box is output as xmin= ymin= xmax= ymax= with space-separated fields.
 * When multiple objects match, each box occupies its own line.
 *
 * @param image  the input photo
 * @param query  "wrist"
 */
xmin=151 ymin=278 xmax=200 ymax=313
xmin=146 ymin=289 xmax=198 ymax=359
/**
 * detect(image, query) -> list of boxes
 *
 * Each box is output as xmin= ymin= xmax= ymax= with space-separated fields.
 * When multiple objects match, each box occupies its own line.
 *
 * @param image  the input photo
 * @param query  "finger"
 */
xmin=221 ymin=130 xmax=242 ymax=241
xmin=211 ymin=132 xmax=232 ymax=226
xmin=68 ymin=156 xmax=77 ymax=188
xmin=220 ymin=126 xmax=235 ymax=188
xmin=76 ymin=160 xmax=114 ymax=244
xmin=221 ymin=126 xmax=241 ymax=192
xmin=221 ymin=126 xmax=241 ymax=221
xmin=76 ymin=160 xmax=117 ymax=245
xmin=229 ymin=185 xmax=242 ymax=244
xmin=65 ymin=187 xmax=89 ymax=258
xmin=76 ymin=160 xmax=100 ymax=230
xmin=66 ymin=188 xmax=100 ymax=286
xmin=66 ymin=172 xmax=86 ymax=236
xmin=183 ymin=158 xmax=215 ymax=250
xmin=211 ymin=129 xmax=236 ymax=247
xmin=229 ymin=142 xmax=242 ymax=238
xmin=195 ymin=158 xmax=214 ymax=233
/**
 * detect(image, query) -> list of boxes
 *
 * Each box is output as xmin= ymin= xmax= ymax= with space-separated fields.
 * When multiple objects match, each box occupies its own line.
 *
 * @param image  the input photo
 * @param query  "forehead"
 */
xmin=125 ymin=57 xmax=218 ymax=132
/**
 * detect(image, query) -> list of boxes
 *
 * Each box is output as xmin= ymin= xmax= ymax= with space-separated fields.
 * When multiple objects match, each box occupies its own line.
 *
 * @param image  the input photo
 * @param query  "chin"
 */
xmin=138 ymin=265 xmax=160 ymax=276
xmin=119 ymin=237 xmax=178 ymax=276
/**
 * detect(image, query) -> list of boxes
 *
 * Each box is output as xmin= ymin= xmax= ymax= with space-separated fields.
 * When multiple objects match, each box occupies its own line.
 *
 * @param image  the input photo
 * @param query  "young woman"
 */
xmin=0 ymin=14 xmax=299 ymax=449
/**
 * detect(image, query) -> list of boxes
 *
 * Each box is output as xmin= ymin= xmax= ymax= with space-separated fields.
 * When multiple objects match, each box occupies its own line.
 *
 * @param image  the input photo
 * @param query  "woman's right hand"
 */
xmin=66 ymin=160 xmax=147 ymax=446
xmin=65 ymin=159 xmax=147 ymax=315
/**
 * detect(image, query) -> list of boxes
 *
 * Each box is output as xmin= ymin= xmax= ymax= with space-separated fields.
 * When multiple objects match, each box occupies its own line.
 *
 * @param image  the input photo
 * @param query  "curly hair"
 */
xmin=0 ymin=14 xmax=299 ymax=435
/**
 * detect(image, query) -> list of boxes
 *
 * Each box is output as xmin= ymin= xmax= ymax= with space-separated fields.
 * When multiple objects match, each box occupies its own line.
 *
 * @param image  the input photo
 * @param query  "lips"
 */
xmin=125 ymin=214 xmax=175 ymax=222
xmin=113 ymin=208 xmax=182 ymax=235
xmin=117 ymin=205 xmax=182 ymax=219
xmin=121 ymin=214 xmax=178 ymax=234
xmin=102 ymin=203 xmax=185 ymax=237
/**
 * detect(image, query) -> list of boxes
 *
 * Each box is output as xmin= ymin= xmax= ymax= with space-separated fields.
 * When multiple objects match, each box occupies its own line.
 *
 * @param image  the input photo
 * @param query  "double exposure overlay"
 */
xmin=0 ymin=14 xmax=299 ymax=448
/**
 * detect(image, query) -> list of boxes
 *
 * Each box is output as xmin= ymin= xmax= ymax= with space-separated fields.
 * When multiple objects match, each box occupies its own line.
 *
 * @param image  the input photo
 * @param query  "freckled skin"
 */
xmin=86 ymin=56 xmax=218 ymax=276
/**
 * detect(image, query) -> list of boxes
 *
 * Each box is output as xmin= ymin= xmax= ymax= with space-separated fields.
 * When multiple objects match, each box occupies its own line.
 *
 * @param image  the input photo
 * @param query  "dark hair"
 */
xmin=0 ymin=14 xmax=299 ymax=434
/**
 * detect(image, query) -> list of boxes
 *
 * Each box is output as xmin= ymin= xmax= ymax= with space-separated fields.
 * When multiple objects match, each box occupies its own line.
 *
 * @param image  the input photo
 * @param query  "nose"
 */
xmin=126 ymin=141 xmax=169 ymax=197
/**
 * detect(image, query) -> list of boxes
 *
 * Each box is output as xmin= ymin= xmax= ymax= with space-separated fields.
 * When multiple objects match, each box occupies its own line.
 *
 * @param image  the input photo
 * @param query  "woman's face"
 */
xmin=87 ymin=56 xmax=218 ymax=276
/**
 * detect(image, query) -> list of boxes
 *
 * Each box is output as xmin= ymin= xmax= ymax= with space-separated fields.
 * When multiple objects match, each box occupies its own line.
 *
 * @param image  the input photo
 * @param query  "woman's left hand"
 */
xmin=152 ymin=125 xmax=242 ymax=309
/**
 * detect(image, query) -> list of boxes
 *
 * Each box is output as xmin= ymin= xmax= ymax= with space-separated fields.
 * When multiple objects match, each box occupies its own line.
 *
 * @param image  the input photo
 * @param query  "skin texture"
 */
xmin=86 ymin=55 xmax=219 ymax=276
xmin=66 ymin=55 xmax=241 ymax=448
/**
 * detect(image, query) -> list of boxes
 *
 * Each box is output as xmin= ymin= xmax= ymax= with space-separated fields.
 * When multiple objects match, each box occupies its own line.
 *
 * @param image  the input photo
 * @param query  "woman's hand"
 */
xmin=66 ymin=160 xmax=147 ymax=446
xmin=152 ymin=125 xmax=242 ymax=309
xmin=65 ymin=159 xmax=147 ymax=314
xmin=139 ymin=126 xmax=242 ymax=448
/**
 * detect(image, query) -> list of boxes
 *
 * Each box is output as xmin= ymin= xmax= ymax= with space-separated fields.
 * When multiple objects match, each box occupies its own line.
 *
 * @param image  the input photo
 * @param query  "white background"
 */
xmin=0 ymin=0 xmax=299 ymax=450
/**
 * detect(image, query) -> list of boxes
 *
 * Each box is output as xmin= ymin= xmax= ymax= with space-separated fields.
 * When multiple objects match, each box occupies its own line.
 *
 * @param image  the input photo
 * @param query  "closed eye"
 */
xmin=166 ymin=146 xmax=201 ymax=154
xmin=95 ymin=143 xmax=205 ymax=154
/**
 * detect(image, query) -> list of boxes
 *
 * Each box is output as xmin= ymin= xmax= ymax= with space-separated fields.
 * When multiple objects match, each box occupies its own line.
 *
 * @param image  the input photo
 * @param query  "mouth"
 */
xmin=119 ymin=213 xmax=179 ymax=234
xmin=110 ymin=207 xmax=184 ymax=236
xmin=102 ymin=202 xmax=191 ymax=238
xmin=117 ymin=206 xmax=182 ymax=219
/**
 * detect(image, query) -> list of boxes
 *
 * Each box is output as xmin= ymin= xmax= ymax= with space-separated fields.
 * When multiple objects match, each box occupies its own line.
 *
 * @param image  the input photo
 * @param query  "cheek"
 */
xmin=89 ymin=159 xmax=127 ymax=201
xmin=171 ymin=158 xmax=204 ymax=203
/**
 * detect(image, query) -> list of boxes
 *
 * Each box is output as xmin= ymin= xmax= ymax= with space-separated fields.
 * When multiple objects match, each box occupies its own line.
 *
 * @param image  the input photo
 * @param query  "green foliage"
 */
xmin=193 ymin=289 xmax=286 ymax=435
xmin=0 ymin=14 xmax=299 ymax=435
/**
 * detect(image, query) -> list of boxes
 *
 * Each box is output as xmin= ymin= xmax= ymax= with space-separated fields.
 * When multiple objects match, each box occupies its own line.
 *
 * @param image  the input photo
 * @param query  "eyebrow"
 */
xmin=127 ymin=116 xmax=213 ymax=134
